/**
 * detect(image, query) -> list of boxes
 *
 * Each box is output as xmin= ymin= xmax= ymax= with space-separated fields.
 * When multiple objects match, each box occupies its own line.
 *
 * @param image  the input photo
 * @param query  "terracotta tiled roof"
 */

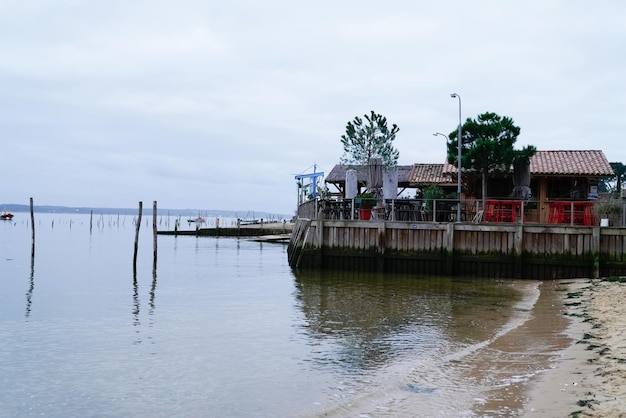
xmin=408 ymin=164 xmax=455 ymax=184
xmin=441 ymin=162 xmax=458 ymax=175
xmin=530 ymin=150 xmax=614 ymax=176
xmin=325 ymin=150 xmax=613 ymax=188
xmin=440 ymin=150 xmax=613 ymax=177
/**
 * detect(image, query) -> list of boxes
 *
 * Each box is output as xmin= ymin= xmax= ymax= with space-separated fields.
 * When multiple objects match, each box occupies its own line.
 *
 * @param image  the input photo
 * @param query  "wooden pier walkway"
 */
xmin=287 ymin=218 xmax=626 ymax=279
xmin=157 ymin=221 xmax=293 ymax=239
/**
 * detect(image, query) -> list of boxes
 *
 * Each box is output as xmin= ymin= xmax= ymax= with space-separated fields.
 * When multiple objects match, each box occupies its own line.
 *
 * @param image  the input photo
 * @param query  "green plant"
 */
xmin=592 ymin=195 xmax=623 ymax=225
xmin=423 ymin=185 xmax=444 ymax=214
xmin=599 ymin=162 xmax=625 ymax=194
xmin=523 ymin=197 xmax=537 ymax=212
xmin=356 ymin=192 xmax=376 ymax=209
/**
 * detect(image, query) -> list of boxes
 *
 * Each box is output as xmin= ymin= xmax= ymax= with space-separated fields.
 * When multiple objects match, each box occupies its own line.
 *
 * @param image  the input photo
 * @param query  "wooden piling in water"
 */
xmin=30 ymin=197 xmax=35 ymax=258
xmin=153 ymin=201 xmax=157 ymax=267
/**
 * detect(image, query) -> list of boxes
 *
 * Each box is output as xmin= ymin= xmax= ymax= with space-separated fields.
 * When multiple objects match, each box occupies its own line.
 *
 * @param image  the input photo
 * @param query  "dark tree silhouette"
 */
xmin=447 ymin=112 xmax=534 ymax=199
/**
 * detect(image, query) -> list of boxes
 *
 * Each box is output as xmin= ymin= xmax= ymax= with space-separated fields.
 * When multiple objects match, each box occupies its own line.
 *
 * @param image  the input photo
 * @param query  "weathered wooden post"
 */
xmin=377 ymin=221 xmax=387 ymax=272
xmin=153 ymin=201 xmax=157 ymax=268
xmin=133 ymin=201 xmax=143 ymax=272
xmin=315 ymin=219 xmax=323 ymax=268
xmin=90 ymin=210 xmax=93 ymax=234
xmin=514 ymin=223 xmax=524 ymax=278
xmin=445 ymin=223 xmax=455 ymax=275
xmin=592 ymin=226 xmax=600 ymax=279
xmin=295 ymin=219 xmax=312 ymax=269
xmin=30 ymin=197 xmax=35 ymax=258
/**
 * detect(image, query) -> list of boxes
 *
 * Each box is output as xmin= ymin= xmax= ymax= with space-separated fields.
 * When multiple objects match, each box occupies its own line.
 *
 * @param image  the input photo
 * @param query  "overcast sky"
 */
xmin=2 ymin=1 xmax=624 ymax=216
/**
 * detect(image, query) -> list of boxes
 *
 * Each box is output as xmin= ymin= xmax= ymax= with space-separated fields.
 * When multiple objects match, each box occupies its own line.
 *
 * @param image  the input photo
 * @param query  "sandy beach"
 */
xmin=525 ymin=278 xmax=626 ymax=417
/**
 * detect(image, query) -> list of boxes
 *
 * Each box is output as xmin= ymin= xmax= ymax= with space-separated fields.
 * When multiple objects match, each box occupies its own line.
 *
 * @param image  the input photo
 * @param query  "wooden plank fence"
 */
xmin=287 ymin=218 xmax=626 ymax=279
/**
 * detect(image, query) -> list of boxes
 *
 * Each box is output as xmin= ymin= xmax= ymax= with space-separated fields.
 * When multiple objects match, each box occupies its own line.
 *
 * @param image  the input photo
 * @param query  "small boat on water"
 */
xmin=187 ymin=216 xmax=206 ymax=224
xmin=0 ymin=211 xmax=14 ymax=220
xmin=238 ymin=218 xmax=261 ymax=225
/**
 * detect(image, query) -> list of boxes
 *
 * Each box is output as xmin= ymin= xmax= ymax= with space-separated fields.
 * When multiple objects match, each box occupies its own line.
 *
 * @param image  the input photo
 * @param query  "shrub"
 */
xmin=592 ymin=195 xmax=623 ymax=226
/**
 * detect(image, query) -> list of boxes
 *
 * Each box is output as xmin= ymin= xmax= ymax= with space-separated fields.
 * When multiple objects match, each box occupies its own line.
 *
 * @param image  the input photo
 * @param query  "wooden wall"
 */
xmin=287 ymin=219 xmax=626 ymax=279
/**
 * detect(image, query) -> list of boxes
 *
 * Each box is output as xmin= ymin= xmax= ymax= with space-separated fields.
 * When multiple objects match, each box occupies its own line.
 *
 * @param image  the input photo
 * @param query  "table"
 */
xmin=548 ymin=201 xmax=595 ymax=226
xmin=484 ymin=200 xmax=522 ymax=223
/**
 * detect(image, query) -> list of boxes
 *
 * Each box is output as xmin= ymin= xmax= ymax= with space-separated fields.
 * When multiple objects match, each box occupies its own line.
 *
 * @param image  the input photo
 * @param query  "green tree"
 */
xmin=611 ymin=162 xmax=626 ymax=194
xmin=598 ymin=162 xmax=624 ymax=194
xmin=340 ymin=110 xmax=400 ymax=168
xmin=512 ymin=145 xmax=537 ymax=168
xmin=447 ymin=112 xmax=534 ymax=199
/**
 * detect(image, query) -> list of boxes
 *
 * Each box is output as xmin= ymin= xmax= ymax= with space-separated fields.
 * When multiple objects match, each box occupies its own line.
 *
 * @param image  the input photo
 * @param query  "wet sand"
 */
xmin=467 ymin=280 xmax=574 ymax=417
xmin=304 ymin=278 xmax=626 ymax=417
xmin=525 ymin=278 xmax=626 ymax=417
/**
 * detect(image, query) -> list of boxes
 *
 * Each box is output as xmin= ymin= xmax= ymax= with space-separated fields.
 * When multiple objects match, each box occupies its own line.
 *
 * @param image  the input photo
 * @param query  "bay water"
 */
xmin=0 ymin=213 xmax=568 ymax=417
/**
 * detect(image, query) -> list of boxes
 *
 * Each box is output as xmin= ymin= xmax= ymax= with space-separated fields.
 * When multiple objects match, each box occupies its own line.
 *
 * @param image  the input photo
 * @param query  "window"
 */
xmin=546 ymin=178 xmax=586 ymax=199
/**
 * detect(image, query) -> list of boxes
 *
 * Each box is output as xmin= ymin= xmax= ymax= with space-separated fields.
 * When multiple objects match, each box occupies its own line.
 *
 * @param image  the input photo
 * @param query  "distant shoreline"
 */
xmin=0 ymin=203 xmax=290 ymax=220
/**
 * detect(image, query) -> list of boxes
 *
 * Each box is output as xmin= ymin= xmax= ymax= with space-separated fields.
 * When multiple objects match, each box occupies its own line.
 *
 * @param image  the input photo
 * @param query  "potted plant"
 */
xmin=423 ymin=185 xmax=444 ymax=221
xmin=356 ymin=192 xmax=375 ymax=220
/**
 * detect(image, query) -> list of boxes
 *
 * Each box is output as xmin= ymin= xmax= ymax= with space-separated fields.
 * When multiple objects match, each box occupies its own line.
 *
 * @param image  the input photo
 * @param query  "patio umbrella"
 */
xmin=512 ymin=162 xmax=531 ymax=200
xmin=382 ymin=166 xmax=398 ymax=200
xmin=367 ymin=157 xmax=383 ymax=196
xmin=345 ymin=169 xmax=357 ymax=199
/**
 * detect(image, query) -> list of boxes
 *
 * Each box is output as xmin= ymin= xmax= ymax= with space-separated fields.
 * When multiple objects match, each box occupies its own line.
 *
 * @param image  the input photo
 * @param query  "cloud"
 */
xmin=1 ymin=1 xmax=626 ymax=213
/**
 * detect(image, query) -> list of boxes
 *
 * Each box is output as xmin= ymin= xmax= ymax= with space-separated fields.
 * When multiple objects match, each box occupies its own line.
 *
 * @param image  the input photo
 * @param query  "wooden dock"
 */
xmin=287 ymin=218 xmax=626 ymax=279
xmin=157 ymin=221 xmax=293 ymax=239
xmin=249 ymin=234 xmax=291 ymax=243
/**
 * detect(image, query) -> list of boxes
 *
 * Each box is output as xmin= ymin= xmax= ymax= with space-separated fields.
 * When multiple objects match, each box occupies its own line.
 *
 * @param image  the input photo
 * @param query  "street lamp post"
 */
xmin=450 ymin=93 xmax=462 ymax=222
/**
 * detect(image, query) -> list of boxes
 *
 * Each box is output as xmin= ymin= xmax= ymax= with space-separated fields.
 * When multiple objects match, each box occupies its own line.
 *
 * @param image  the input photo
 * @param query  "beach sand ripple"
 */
xmin=525 ymin=279 xmax=626 ymax=417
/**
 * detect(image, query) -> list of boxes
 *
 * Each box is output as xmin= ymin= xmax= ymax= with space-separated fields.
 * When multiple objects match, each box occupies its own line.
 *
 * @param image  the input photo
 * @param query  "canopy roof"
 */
xmin=324 ymin=164 xmax=455 ymax=193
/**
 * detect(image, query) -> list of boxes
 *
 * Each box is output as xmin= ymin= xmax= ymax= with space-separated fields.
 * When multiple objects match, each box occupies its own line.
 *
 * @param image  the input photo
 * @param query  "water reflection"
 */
xmin=444 ymin=278 xmax=523 ymax=344
xmin=132 ymin=274 xmax=141 ymax=327
xmin=132 ymin=267 xmax=159 ymax=329
xmin=149 ymin=267 xmax=157 ymax=313
xmin=25 ymin=249 xmax=35 ymax=318
xmin=293 ymin=270 xmax=523 ymax=374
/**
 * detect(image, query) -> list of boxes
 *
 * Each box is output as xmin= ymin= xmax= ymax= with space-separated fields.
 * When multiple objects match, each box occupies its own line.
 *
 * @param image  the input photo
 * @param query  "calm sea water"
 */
xmin=0 ymin=213 xmax=562 ymax=417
